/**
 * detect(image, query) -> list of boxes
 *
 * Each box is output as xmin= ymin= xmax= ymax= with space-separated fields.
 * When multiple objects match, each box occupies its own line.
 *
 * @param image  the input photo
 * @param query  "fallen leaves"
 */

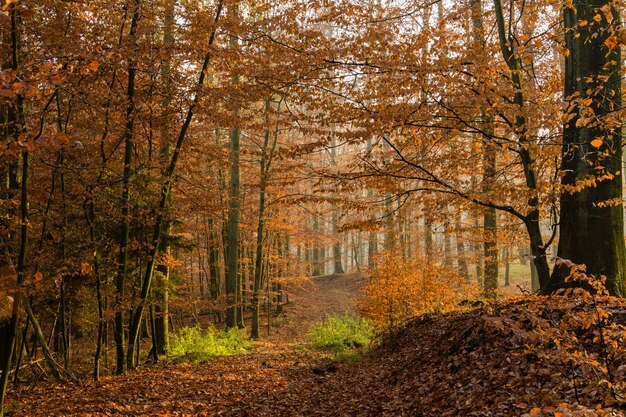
xmin=7 ymin=296 xmax=626 ymax=416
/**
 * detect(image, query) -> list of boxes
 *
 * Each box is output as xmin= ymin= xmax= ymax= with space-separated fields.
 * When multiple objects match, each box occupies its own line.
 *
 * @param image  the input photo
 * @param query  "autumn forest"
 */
xmin=1 ymin=0 xmax=626 ymax=415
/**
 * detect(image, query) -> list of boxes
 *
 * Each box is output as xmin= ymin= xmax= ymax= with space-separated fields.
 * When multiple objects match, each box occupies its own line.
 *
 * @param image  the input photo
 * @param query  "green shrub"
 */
xmin=169 ymin=326 xmax=252 ymax=363
xmin=307 ymin=313 xmax=375 ymax=354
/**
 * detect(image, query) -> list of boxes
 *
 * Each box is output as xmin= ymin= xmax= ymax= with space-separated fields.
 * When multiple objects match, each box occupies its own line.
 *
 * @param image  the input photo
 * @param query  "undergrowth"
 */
xmin=169 ymin=326 xmax=252 ymax=363
xmin=307 ymin=313 xmax=374 ymax=361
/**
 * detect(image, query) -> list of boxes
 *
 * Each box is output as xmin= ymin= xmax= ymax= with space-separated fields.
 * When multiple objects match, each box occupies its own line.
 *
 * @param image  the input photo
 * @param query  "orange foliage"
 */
xmin=357 ymin=249 xmax=479 ymax=330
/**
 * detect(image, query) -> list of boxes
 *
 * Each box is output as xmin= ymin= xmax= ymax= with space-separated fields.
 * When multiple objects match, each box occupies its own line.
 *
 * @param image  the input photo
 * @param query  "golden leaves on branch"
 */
xmin=358 ymin=249 xmax=479 ymax=330
xmin=561 ymin=172 xmax=619 ymax=195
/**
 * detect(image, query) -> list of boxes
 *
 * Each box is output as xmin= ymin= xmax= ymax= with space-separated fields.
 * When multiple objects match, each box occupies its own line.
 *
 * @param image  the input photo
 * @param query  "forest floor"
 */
xmin=6 ymin=272 xmax=626 ymax=416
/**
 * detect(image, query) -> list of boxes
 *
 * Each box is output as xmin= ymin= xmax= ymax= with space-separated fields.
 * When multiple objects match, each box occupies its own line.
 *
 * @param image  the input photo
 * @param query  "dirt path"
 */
xmin=263 ymin=272 xmax=367 ymax=346
xmin=6 ymin=273 xmax=369 ymax=416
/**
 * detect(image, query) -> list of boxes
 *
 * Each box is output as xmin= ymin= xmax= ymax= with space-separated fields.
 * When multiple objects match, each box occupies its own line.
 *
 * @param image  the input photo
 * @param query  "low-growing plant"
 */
xmin=307 ymin=313 xmax=375 ymax=356
xmin=169 ymin=326 xmax=252 ymax=363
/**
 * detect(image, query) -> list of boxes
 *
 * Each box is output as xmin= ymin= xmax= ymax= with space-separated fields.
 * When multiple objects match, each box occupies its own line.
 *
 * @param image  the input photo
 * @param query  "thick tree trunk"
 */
xmin=545 ymin=1 xmax=626 ymax=296
xmin=524 ymin=216 xmax=550 ymax=289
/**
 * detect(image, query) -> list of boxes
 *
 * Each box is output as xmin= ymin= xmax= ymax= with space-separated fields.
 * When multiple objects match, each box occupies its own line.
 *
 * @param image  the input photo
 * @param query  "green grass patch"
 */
xmin=169 ymin=326 xmax=252 ymax=363
xmin=306 ymin=313 xmax=374 ymax=360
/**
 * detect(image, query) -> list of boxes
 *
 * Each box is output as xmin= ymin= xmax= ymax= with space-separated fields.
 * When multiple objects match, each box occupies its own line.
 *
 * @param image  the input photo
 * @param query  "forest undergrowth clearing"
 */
xmin=8 ymin=274 xmax=626 ymax=416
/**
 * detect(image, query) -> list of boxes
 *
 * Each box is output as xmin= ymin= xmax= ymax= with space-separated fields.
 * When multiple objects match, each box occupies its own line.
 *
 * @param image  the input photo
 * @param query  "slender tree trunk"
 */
xmin=152 ymin=0 xmax=177 ymax=359
xmin=252 ymin=98 xmax=278 ymax=339
xmin=332 ymin=211 xmax=344 ymax=274
xmin=424 ymin=213 xmax=433 ymax=258
xmin=126 ymin=0 xmax=224 ymax=365
xmin=455 ymin=212 xmax=470 ymax=279
xmin=1 ymin=8 xmax=25 ymax=413
xmin=504 ymin=248 xmax=510 ymax=286
xmin=226 ymin=130 xmax=241 ymax=327
xmin=312 ymin=214 xmax=321 ymax=276
xmin=225 ymin=1 xmax=241 ymax=329
xmin=492 ymin=0 xmax=550 ymax=289
xmin=471 ymin=0 xmax=498 ymax=297
xmin=442 ymin=224 xmax=451 ymax=266
xmin=114 ymin=0 xmax=141 ymax=374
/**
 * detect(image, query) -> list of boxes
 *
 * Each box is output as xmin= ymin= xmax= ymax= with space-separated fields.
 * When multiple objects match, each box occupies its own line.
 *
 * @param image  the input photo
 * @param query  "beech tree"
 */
xmin=546 ymin=0 xmax=626 ymax=296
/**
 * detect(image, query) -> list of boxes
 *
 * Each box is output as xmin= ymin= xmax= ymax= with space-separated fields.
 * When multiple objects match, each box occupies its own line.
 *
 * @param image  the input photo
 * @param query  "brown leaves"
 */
xmin=9 ymin=296 xmax=626 ymax=416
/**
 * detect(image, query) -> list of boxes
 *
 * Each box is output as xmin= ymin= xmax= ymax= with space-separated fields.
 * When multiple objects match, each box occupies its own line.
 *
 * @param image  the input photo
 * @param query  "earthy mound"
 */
xmin=313 ymin=294 xmax=626 ymax=416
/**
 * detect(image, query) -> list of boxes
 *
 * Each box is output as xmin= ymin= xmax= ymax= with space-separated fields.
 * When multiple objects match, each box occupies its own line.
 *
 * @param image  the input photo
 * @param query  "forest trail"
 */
xmin=261 ymin=271 xmax=367 ymax=347
xmin=6 ymin=273 xmax=369 ymax=416
xmin=8 ymin=285 xmax=626 ymax=416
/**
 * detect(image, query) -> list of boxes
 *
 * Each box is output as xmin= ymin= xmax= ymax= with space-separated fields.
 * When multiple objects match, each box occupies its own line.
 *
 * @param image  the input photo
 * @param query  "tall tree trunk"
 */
xmin=332 ymin=211 xmax=344 ymax=274
xmin=1 ymin=8 xmax=25 ymax=414
xmin=226 ymin=130 xmax=241 ymax=327
xmin=125 ymin=0 xmax=225 ymax=365
xmin=114 ymin=0 xmax=141 ymax=374
xmin=252 ymin=98 xmax=279 ymax=338
xmin=492 ymin=0 xmax=550 ymax=288
xmin=152 ymin=0 xmax=177 ymax=358
xmin=545 ymin=0 xmax=626 ymax=296
xmin=471 ymin=0 xmax=498 ymax=298
xmin=455 ymin=211 xmax=470 ymax=279
xmin=225 ymin=1 xmax=241 ymax=329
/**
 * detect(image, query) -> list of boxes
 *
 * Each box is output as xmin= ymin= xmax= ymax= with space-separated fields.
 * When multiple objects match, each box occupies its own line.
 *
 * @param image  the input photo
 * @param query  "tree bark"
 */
xmin=545 ymin=0 xmax=626 ymax=296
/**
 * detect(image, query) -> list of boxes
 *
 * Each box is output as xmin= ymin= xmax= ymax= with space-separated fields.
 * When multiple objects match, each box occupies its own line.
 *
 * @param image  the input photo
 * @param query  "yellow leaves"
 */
xmin=590 ymin=138 xmax=603 ymax=148
xmin=2 ymin=0 xmax=17 ymax=11
xmin=561 ymin=172 xmax=618 ymax=195
xmin=80 ymin=262 xmax=93 ymax=275
xmin=80 ymin=60 xmax=99 ymax=75
xmin=54 ymin=131 xmax=71 ymax=144
xmin=593 ymin=13 xmax=602 ymax=23
xmin=49 ymin=73 xmax=66 ymax=85
xmin=604 ymin=36 xmax=618 ymax=51
xmin=594 ymin=197 xmax=623 ymax=208
xmin=574 ymin=117 xmax=588 ymax=128
xmin=358 ymin=250 xmax=478 ymax=329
